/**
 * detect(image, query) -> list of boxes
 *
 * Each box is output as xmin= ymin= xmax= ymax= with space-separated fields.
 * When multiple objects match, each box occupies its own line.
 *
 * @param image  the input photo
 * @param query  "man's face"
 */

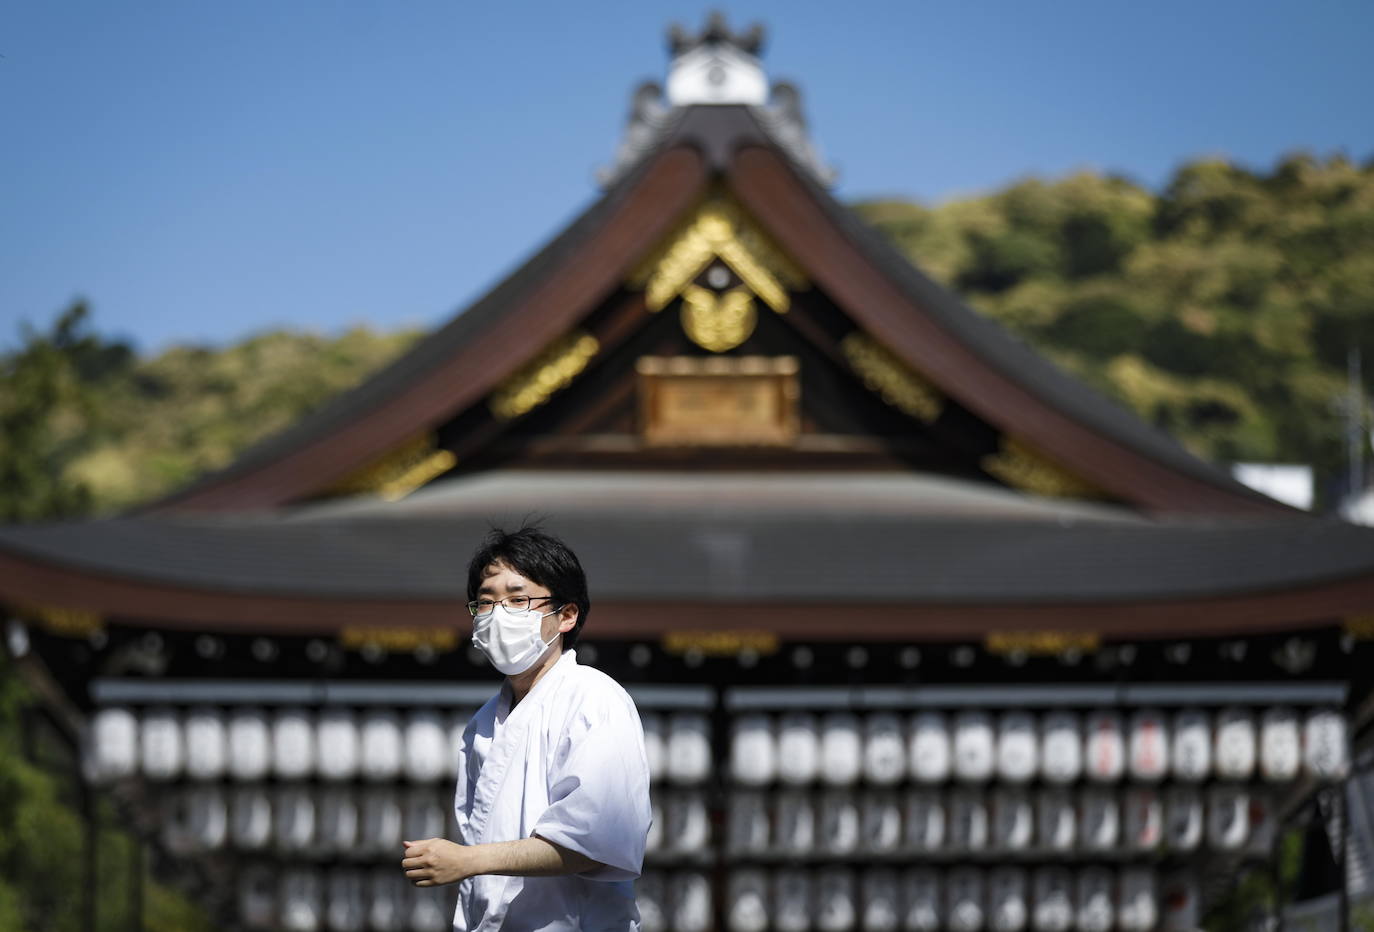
xmin=476 ymin=561 xmax=578 ymax=644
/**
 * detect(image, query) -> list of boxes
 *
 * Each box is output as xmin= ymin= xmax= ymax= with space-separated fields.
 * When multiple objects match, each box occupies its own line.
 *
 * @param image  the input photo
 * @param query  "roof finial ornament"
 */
xmin=668 ymin=11 xmax=765 ymax=57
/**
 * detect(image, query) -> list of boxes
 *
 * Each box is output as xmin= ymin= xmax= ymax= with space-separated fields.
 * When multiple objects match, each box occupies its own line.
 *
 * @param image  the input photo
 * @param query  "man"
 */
xmin=401 ymin=526 xmax=653 ymax=931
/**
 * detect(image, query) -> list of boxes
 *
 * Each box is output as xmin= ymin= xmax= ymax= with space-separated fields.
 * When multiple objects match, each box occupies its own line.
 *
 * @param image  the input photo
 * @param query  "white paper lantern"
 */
xmin=669 ymin=871 xmax=713 ymax=932
xmin=141 ymin=706 xmax=183 ymax=781
xmin=367 ymin=869 xmax=405 ymax=932
xmin=272 ymin=708 xmax=315 ymax=780
xmin=1304 ymin=709 xmax=1349 ymax=781
xmin=991 ymin=787 xmax=1033 ymax=851
xmin=404 ymin=787 xmax=446 ymax=844
xmin=816 ymin=868 xmax=857 ymax=932
xmin=1123 ymin=787 xmax=1162 ymax=851
xmin=163 ymin=786 xmax=228 ymax=854
xmin=88 ymin=706 xmax=138 ymax=782
xmin=902 ymin=867 xmax=942 ymax=932
xmin=227 ymin=708 xmax=271 ymax=782
xmin=727 ymin=869 xmax=770 ymax=932
xmin=403 ymin=711 xmax=449 ymax=783
xmin=1039 ymin=711 xmax=1081 ymax=785
xmin=726 ymin=791 xmax=771 ymax=855
xmin=407 ymin=884 xmax=450 ymax=932
xmin=1164 ymin=785 xmax=1203 ymax=852
xmin=947 ymin=789 xmax=988 ymax=852
xmin=774 ymin=790 xmax=816 ymax=854
xmin=819 ymin=713 xmax=863 ymax=787
xmin=997 ymin=712 xmax=1038 ymax=784
xmin=1127 ymin=709 xmax=1168 ymax=782
xmin=1031 ymin=867 xmax=1073 ymax=932
xmin=861 ymin=790 xmax=903 ymax=854
xmin=774 ymin=868 xmax=814 ymax=932
xmin=945 ymin=867 xmax=985 ymax=932
xmin=1117 ymin=868 xmax=1157 ymax=932
xmin=325 ymin=869 xmax=366 ymax=932
xmin=1259 ymin=707 xmax=1301 ymax=781
xmin=863 ymin=713 xmax=907 ymax=785
xmin=316 ymin=787 xmax=359 ymax=854
xmin=237 ymin=864 xmax=277 ymax=930
xmin=1206 ymin=785 xmax=1250 ymax=850
xmin=1036 ymin=788 xmax=1075 ymax=851
xmin=665 ymin=790 xmax=710 ymax=854
xmin=904 ymin=789 xmax=946 ymax=853
xmin=183 ymin=706 xmax=227 ymax=780
xmin=360 ymin=787 xmax=404 ymax=856
xmin=1170 ymin=709 xmax=1210 ymax=782
xmin=908 ymin=711 xmax=951 ymax=784
xmin=230 ymin=786 xmax=273 ymax=850
xmin=730 ymin=714 xmax=777 ymax=786
xmin=641 ymin=713 xmax=666 ymax=783
xmin=666 ymin=713 xmax=713 ymax=785
xmin=636 ymin=872 xmax=668 ymax=932
xmin=359 ymin=711 xmax=403 ymax=782
xmin=316 ymin=708 xmax=360 ymax=782
xmin=1247 ymin=791 xmax=1276 ymax=856
xmin=1159 ymin=874 xmax=1199 ymax=931
xmin=988 ymin=866 xmax=1027 ymax=932
xmin=817 ymin=789 xmax=861 ymax=856
xmin=1079 ymin=788 xmax=1119 ymax=851
xmin=861 ymin=868 xmax=901 ymax=932
xmin=1074 ymin=868 xmax=1114 ymax=932
xmin=952 ymin=711 xmax=995 ymax=783
xmin=1082 ymin=711 xmax=1123 ymax=783
xmin=279 ymin=868 xmax=322 ymax=932
xmin=275 ymin=786 xmax=316 ymax=851
xmin=777 ymin=712 xmax=821 ymax=785
xmin=1213 ymin=707 xmax=1256 ymax=780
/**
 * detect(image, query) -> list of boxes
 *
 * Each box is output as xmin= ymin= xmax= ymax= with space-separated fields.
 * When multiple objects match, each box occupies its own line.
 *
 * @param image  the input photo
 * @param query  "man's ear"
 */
xmin=557 ymin=604 xmax=579 ymax=634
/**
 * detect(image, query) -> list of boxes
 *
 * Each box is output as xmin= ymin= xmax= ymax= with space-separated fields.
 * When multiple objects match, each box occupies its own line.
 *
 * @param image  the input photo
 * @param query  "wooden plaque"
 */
xmin=637 ymin=355 xmax=799 ymax=447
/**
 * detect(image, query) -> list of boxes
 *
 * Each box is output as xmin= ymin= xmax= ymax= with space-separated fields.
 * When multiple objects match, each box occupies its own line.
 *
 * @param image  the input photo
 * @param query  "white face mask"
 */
xmin=471 ymin=603 xmax=562 ymax=675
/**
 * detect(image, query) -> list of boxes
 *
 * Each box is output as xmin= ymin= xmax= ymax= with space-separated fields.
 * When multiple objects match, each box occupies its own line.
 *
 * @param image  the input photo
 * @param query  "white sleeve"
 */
xmin=532 ymin=696 xmax=652 ymax=882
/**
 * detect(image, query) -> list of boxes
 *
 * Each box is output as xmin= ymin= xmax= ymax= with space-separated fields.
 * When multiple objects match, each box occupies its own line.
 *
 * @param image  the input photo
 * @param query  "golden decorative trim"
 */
xmin=325 ymin=433 xmax=456 ymax=500
xmin=489 ymin=332 xmax=600 ymax=420
xmin=23 ymin=604 xmax=103 ymax=637
xmin=1345 ymin=615 xmax=1374 ymax=640
xmin=840 ymin=332 xmax=944 ymax=422
xmin=985 ymin=631 xmax=1101 ymax=655
xmin=681 ymin=284 xmax=757 ymax=352
xmin=661 ymin=630 xmax=781 ymax=656
xmin=631 ymin=195 xmax=806 ymax=315
xmin=637 ymin=355 xmax=800 ymax=447
xmin=340 ymin=626 xmax=458 ymax=653
xmin=982 ymin=436 xmax=1104 ymax=500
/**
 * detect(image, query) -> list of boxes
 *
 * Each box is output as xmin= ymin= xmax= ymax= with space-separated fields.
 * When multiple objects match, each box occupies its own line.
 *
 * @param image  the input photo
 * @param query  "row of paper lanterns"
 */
xmin=87 ymin=704 xmax=1349 ymax=788
xmin=650 ymin=782 xmax=1273 ymax=856
xmin=236 ymin=865 xmax=452 ymax=932
xmin=161 ymin=785 xmax=452 ymax=856
xmin=637 ymin=866 xmax=1197 ymax=932
xmin=86 ymin=706 xmax=475 ymax=784
xmin=707 ymin=707 xmax=1349 ymax=786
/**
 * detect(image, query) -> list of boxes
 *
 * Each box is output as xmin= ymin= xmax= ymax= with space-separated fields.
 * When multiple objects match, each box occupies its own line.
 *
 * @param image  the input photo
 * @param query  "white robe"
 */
xmin=453 ymin=650 xmax=651 ymax=932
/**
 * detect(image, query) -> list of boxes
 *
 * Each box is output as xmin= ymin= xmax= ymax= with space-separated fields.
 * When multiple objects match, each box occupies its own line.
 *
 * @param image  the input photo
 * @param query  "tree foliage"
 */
xmin=855 ymin=152 xmax=1374 ymax=493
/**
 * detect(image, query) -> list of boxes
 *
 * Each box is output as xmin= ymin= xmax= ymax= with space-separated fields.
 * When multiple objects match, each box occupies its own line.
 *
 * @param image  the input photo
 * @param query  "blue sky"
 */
xmin=3 ymin=0 xmax=1372 ymax=355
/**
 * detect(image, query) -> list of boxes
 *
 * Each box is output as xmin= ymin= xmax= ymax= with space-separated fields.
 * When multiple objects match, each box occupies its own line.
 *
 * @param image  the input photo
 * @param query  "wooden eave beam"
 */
xmin=726 ymin=145 xmax=1286 ymax=516
xmin=162 ymin=146 xmax=710 ymax=511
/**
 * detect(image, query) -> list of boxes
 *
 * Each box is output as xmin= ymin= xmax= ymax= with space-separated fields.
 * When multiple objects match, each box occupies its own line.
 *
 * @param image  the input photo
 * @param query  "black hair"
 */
xmin=466 ymin=526 xmax=591 ymax=650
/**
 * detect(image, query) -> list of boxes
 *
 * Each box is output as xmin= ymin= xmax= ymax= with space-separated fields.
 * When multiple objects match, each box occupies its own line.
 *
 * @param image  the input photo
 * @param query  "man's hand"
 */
xmin=402 ymin=838 xmax=475 ymax=887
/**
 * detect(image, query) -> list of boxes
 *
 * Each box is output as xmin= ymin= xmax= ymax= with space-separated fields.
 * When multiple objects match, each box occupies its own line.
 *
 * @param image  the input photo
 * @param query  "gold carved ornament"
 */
xmin=985 ymin=631 xmax=1101 ymax=655
xmin=630 ymin=196 xmax=807 ymax=353
xmin=840 ymin=332 xmax=944 ymax=423
xmin=489 ymin=332 xmax=600 ymax=420
xmin=981 ymin=436 xmax=1104 ymax=500
xmin=324 ymin=433 xmax=457 ymax=501
xmin=21 ymin=604 xmax=103 ymax=637
xmin=340 ymin=626 xmax=458 ymax=654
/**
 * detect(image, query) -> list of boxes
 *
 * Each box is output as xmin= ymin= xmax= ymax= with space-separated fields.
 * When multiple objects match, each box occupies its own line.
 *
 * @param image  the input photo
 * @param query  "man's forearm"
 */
xmin=469 ymin=835 xmax=598 ymax=877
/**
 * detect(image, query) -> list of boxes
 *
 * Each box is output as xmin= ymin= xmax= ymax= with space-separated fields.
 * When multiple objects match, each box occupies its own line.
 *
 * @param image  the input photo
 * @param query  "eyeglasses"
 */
xmin=466 ymin=595 xmax=556 ymax=617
